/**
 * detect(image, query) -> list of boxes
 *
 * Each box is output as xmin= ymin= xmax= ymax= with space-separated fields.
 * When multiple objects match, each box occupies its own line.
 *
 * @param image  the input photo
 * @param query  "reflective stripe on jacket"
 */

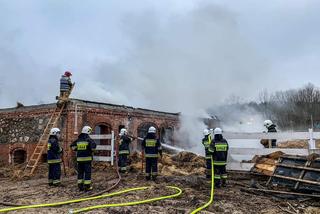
xmin=47 ymin=136 xmax=62 ymax=164
xmin=70 ymin=133 xmax=97 ymax=162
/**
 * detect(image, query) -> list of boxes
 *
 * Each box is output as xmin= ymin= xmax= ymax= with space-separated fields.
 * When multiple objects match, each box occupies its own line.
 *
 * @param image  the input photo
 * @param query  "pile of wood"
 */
xmin=250 ymin=151 xmax=284 ymax=176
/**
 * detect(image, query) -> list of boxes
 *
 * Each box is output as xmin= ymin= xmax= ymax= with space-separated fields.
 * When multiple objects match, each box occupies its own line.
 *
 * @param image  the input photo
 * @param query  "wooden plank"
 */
xmin=95 ymin=145 xmax=112 ymax=151
xmin=93 ymin=156 xmax=112 ymax=162
xmin=224 ymin=132 xmax=320 ymax=140
xmin=90 ymin=134 xmax=112 ymax=139
xmin=277 ymin=163 xmax=320 ymax=172
xmin=229 ymin=148 xmax=309 ymax=156
xmin=273 ymin=174 xmax=320 ymax=186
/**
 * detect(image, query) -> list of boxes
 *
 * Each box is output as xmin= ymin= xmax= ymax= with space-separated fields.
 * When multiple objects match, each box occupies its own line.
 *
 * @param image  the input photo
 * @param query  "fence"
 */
xmin=90 ymin=131 xmax=115 ymax=166
xmin=225 ymin=129 xmax=320 ymax=171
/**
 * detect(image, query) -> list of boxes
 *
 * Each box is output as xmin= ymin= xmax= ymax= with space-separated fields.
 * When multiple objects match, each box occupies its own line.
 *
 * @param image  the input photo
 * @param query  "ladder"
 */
xmin=21 ymin=104 xmax=66 ymax=177
xmin=21 ymin=84 xmax=74 ymax=177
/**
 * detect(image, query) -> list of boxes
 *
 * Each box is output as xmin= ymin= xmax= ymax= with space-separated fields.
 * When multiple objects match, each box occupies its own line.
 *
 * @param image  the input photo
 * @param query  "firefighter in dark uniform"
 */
xmin=202 ymin=129 xmax=213 ymax=179
xmin=209 ymin=127 xmax=229 ymax=188
xmin=70 ymin=126 xmax=96 ymax=191
xmin=47 ymin=128 xmax=63 ymax=186
xmin=264 ymin=120 xmax=277 ymax=148
xmin=118 ymin=128 xmax=132 ymax=173
xmin=142 ymin=126 xmax=162 ymax=181
xmin=60 ymin=71 xmax=73 ymax=99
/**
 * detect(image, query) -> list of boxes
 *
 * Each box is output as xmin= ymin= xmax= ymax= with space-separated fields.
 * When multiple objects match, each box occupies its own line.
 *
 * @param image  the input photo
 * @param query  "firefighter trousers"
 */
xmin=48 ymin=163 xmax=61 ymax=185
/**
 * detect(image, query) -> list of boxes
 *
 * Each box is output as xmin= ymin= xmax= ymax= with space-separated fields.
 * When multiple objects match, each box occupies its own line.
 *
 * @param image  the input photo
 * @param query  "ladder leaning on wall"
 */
xmin=21 ymin=85 xmax=74 ymax=177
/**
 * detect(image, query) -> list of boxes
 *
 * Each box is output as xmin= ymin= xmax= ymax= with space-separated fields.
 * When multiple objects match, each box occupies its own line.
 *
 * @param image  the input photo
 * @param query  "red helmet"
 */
xmin=64 ymin=71 xmax=72 ymax=77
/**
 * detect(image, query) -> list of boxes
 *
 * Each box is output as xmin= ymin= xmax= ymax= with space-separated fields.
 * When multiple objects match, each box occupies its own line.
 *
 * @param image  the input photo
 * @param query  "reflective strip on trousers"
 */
xmin=77 ymin=157 xmax=92 ymax=162
xmin=53 ymin=180 xmax=61 ymax=184
xmin=78 ymin=180 xmax=84 ymax=184
xmin=145 ymin=154 xmax=159 ymax=158
xmin=48 ymin=159 xmax=62 ymax=164
xmin=119 ymin=150 xmax=130 ymax=155
xmin=221 ymin=174 xmax=228 ymax=179
xmin=214 ymin=162 xmax=227 ymax=166
xmin=214 ymin=175 xmax=221 ymax=179
xmin=84 ymin=180 xmax=92 ymax=185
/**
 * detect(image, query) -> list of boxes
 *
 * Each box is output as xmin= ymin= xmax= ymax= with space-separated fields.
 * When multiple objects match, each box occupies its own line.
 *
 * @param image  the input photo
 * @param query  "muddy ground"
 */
xmin=0 ymin=153 xmax=319 ymax=214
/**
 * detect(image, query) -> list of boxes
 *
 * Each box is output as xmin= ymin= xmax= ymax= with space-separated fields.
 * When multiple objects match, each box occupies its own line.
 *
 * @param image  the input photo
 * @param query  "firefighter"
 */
xmin=70 ymin=126 xmax=96 ymax=191
xmin=118 ymin=128 xmax=132 ymax=173
xmin=209 ymin=128 xmax=229 ymax=188
xmin=47 ymin=128 xmax=63 ymax=186
xmin=59 ymin=71 xmax=73 ymax=102
xmin=142 ymin=126 xmax=162 ymax=181
xmin=202 ymin=129 xmax=213 ymax=179
xmin=264 ymin=120 xmax=277 ymax=148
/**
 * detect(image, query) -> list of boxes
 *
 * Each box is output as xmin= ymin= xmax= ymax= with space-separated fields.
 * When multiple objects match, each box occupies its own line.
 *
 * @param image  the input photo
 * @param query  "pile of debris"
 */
xmin=250 ymin=151 xmax=284 ymax=176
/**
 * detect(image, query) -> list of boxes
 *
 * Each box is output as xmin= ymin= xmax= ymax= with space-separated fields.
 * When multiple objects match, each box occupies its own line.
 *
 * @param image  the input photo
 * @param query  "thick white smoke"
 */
xmin=88 ymin=4 xmax=270 ymax=152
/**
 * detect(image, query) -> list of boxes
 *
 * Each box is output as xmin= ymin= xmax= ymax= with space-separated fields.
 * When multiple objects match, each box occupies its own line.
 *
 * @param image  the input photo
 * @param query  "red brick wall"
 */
xmin=0 ymin=101 xmax=180 ymax=165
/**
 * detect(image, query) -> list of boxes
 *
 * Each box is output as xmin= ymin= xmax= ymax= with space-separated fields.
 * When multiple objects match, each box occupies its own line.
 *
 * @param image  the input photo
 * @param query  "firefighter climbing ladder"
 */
xmin=21 ymin=85 xmax=74 ymax=177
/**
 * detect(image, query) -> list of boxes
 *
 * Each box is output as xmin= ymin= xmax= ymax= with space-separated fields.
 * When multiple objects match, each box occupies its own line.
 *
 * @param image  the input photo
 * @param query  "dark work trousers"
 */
xmin=48 ymin=163 xmax=61 ymax=185
xmin=77 ymin=161 xmax=92 ymax=190
xmin=206 ymin=158 xmax=212 ymax=178
xmin=214 ymin=164 xmax=227 ymax=187
xmin=145 ymin=157 xmax=158 ymax=179
xmin=118 ymin=154 xmax=129 ymax=173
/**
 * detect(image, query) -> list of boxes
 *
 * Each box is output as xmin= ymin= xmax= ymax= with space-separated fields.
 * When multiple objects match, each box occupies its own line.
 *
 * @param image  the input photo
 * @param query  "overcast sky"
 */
xmin=0 ymin=0 xmax=319 ymax=112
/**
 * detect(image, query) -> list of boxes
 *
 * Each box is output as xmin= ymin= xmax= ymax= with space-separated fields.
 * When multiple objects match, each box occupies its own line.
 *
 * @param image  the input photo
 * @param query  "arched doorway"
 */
xmin=160 ymin=127 xmax=174 ymax=145
xmin=94 ymin=123 xmax=112 ymax=156
xmin=12 ymin=149 xmax=27 ymax=165
xmin=136 ymin=122 xmax=158 ymax=151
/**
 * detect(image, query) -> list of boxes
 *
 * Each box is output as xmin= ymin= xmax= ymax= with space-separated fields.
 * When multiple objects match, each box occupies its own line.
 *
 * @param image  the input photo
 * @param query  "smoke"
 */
xmin=91 ymin=4 xmax=269 ymax=152
xmin=0 ymin=2 xmax=272 ymax=153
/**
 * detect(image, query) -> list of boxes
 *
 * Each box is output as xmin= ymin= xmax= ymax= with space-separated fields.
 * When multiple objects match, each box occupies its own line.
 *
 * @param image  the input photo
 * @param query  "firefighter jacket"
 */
xmin=47 ymin=136 xmax=63 ymax=164
xmin=70 ymin=133 xmax=97 ymax=162
xmin=60 ymin=75 xmax=72 ymax=92
xmin=209 ymin=135 xmax=229 ymax=165
xmin=202 ymin=134 xmax=212 ymax=159
xmin=142 ymin=133 xmax=162 ymax=158
xmin=118 ymin=135 xmax=132 ymax=155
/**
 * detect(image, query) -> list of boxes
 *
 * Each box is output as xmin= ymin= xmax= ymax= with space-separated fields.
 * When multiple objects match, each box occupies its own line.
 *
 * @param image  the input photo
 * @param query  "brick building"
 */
xmin=0 ymin=99 xmax=180 ymax=166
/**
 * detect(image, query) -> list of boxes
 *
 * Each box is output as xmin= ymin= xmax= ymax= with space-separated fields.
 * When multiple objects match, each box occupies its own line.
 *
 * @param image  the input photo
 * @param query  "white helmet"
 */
xmin=214 ymin=128 xmax=223 ymax=135
xmin=148 ymin=126 xmax=156 ymax=133
xmin=82 ymin=126 xmax=93 ymax=134
xmin=264 ymin=120 xmax=273 ymax=128
xmin=50 ymin=128 xmax=61 ymax=136
xmin=203 ymin=129 xmax=210 ymax=136
xmin=119 ymin=128 xmax=128 ymax=136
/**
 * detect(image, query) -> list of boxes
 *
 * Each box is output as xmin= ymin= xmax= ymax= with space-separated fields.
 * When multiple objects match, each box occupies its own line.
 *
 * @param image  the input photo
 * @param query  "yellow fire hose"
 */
xmin=69 ymin=186 xmax=182 ymax=213
xmin=190 ymin=157 xmax=215 ymax=214
xmin=0 ymin=186 xmax=182 ymax=213
xmin=0 ymin=157 xmax=214 ymax=213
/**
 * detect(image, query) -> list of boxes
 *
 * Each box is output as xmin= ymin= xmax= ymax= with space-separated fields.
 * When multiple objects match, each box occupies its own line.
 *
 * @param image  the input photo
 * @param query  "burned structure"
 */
xmin=0 ymin=99 xmax=179 ymax=166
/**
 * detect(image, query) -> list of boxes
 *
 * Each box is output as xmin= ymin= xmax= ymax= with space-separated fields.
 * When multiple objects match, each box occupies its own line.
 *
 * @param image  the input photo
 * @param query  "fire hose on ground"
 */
xmin=0 ymin=156 xmax=215 ymax=213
